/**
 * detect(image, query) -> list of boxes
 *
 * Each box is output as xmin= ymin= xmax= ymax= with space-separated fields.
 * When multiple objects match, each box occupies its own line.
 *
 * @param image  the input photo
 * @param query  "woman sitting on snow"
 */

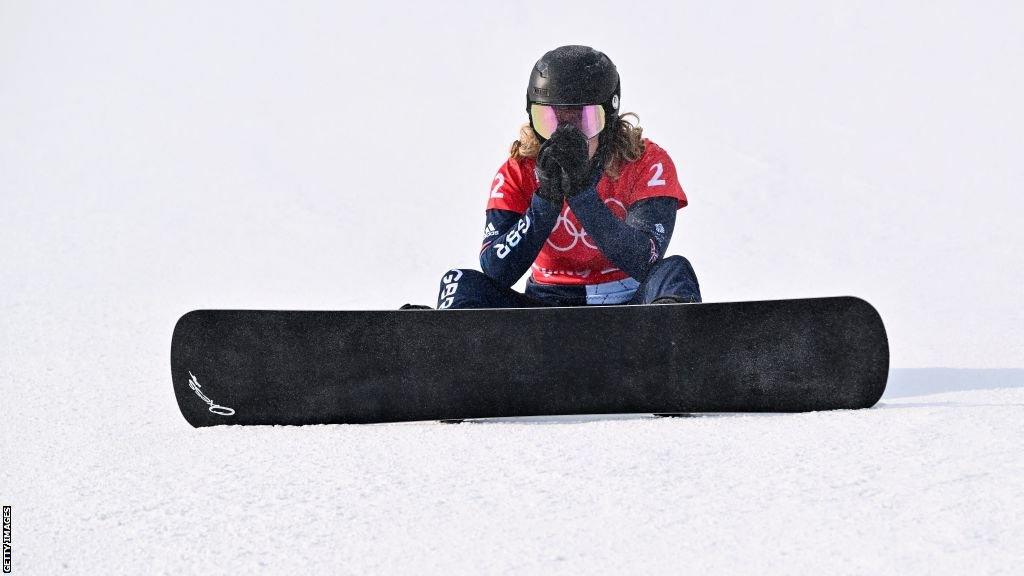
xmin=435 ymin=45 xmax=700 ymax=309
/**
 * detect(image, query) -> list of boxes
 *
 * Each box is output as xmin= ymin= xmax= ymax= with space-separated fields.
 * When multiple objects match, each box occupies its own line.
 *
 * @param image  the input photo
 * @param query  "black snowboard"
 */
xmin=171 ymin=296 xmax=888 ymax=426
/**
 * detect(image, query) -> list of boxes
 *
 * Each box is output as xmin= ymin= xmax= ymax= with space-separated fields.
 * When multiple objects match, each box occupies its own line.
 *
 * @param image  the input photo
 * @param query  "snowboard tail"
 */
xmin=171 ymin=297 xmax=889 ymax=426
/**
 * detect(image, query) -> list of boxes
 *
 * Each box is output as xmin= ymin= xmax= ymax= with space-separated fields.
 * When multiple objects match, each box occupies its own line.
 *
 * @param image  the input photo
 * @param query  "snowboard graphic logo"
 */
xmin=187 ymin=371 xmax=235 ymax=416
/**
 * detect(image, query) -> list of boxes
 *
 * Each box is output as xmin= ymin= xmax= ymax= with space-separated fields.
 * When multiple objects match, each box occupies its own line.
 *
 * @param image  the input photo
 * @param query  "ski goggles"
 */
xmin=529 ymin=103 xmax=606 ymax=140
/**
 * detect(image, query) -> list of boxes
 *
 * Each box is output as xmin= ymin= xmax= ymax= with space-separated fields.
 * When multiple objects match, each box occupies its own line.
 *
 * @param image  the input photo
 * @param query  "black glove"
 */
xmin=534 ymin=124 xmax=600 ymax=204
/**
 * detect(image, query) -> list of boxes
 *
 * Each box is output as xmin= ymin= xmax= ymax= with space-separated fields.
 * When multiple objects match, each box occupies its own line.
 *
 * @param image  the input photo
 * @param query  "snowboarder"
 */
xmin=431 ymin=45 xmax=701 ymax=310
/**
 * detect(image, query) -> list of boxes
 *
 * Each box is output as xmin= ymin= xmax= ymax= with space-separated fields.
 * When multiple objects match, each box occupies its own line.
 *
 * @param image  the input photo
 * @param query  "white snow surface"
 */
xmin=4 ymin=360 xmax=1024 ymax=574
xmin=2 ymin=1 xmax=1024 ymax=574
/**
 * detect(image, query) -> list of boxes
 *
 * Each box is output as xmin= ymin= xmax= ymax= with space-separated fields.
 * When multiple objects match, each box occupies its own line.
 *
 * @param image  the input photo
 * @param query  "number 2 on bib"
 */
xmin=647 ymin=162 xmax=666 ymax=187
xmin=490 ymin=173 xmax=505 ymax=198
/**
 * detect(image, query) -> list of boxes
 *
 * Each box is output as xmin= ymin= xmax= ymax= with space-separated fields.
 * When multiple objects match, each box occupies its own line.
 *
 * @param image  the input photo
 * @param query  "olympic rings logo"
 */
xmin=545 ymin=198 xmax=626 ymax=252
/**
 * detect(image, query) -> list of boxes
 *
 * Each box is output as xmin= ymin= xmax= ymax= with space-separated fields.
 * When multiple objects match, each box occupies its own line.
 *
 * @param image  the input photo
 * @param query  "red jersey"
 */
xmin=485 ymin=138 xmax=688 ymax=285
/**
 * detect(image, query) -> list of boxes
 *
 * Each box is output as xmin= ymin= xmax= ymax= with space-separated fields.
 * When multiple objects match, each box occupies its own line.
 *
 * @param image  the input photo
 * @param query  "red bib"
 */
xmin=485 ymin=139 xmax=688 ymax=285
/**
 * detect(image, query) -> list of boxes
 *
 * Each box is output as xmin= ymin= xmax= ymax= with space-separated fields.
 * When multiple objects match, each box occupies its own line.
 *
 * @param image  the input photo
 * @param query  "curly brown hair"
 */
xmin=508 ymin=112 xmax=646 ymax=180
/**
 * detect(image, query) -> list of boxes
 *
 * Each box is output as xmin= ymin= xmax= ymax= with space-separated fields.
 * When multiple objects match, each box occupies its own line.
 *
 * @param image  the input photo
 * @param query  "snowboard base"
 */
xmin=171 ymin=297 xmax=889 ymax=426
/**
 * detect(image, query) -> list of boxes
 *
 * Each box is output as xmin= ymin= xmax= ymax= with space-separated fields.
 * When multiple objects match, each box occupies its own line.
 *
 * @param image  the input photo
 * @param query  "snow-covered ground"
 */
xmin=2 ymin=1 xmax=1023 ymax=574
xmin=3 ymin=352 xmax=1023 ymax=573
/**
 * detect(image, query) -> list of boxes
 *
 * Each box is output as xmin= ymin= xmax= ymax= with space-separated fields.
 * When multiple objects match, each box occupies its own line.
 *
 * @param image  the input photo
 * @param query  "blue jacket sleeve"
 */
xmin=566 ymin=188 xmax=677 ymax=281
xmin=479 ymin=194 xmax=562 ymax=288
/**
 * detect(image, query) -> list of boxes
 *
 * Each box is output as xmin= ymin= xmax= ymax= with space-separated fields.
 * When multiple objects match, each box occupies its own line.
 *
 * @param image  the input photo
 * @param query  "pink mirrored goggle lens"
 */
xmin=530 ymin=104 xmax=606 ymax=140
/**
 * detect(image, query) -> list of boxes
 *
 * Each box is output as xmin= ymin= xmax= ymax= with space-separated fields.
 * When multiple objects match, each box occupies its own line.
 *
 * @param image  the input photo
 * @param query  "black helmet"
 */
xmin=526 ymin=45 xmax=621 ymax=116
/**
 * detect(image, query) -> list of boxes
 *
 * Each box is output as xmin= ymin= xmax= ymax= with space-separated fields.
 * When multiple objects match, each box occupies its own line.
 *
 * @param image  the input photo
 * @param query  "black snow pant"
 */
xmin=437 ymin=255 xmax=701 ymax=309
